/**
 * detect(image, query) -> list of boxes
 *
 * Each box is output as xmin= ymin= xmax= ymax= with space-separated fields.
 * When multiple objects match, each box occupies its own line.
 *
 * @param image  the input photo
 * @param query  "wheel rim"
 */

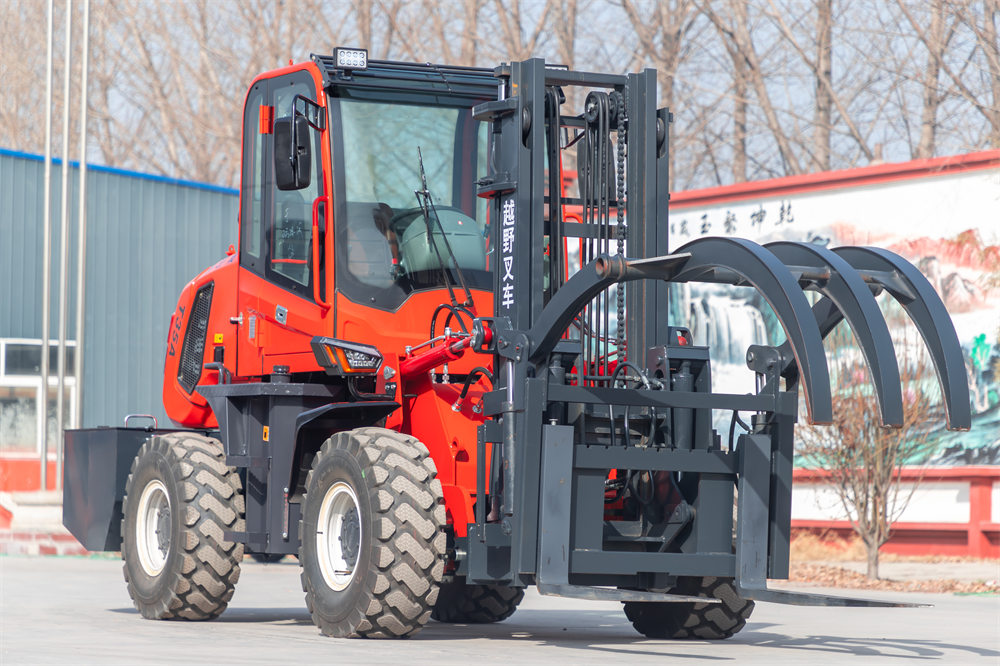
xmin=316 ymin=481 xmax=362 ymax=591
xmin=135 ymin=479 xmax=171 ymax=576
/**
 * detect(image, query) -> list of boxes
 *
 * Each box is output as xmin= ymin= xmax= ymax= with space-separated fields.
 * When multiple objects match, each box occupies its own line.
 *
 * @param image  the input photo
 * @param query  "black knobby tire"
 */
xmin=299 ymin=427 xmax=446 ymax=638
xmin=432 ymin=576 xmax=524 ymax=623
xmin=250 ymin=553 xmax=287 ymax=564
xmin=121 ymin=432 xmax=245 ymax=620
xmin=623 ymin=576 xmax=754 ymax=639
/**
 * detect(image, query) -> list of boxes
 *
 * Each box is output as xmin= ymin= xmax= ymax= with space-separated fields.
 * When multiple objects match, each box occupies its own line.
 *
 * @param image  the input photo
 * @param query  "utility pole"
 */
xmin=39 ymin=0 xmax=55 ymax=491
xmin=69 ymin=0 xmax=90 ymax=483
xmin=56 ymin=0 xmax=73 ymax=487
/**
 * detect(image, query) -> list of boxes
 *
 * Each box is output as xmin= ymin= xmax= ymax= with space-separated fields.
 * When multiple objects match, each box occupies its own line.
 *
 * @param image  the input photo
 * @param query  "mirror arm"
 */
xmin=291 ymin=93 xmax=327 ymax=131
xmin=290 ymin=110 xmax=299 ymax=177
xmin=285 ymin=94 xmax=326 ymax=190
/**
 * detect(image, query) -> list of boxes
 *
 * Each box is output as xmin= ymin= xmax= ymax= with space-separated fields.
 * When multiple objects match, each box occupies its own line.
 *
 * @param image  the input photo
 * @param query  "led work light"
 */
xmin=334 ymin=47 xmax=368 ymax=71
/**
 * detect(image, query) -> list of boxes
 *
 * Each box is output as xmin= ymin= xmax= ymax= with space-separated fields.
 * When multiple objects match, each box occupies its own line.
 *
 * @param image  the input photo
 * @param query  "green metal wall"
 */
xmin=0 ymin=148 xmax=238 ymax=428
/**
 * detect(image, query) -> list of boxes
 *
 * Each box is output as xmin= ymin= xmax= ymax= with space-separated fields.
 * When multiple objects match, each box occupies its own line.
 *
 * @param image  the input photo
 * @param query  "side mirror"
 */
xmin=274 ymin=115 xmax=311 ymax=191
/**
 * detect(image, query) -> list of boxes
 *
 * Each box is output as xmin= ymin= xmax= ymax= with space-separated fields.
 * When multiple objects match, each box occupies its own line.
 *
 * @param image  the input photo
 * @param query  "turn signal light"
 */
xmin=311 ymin=337 xmax=382 ymax=375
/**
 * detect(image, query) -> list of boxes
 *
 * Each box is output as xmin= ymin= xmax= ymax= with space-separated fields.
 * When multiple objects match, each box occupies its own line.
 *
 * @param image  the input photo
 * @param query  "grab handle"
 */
xmin=312 ymin=195 xmax=331 ymax=309
xmin=123 ymin=414 xmax=158 ymax=430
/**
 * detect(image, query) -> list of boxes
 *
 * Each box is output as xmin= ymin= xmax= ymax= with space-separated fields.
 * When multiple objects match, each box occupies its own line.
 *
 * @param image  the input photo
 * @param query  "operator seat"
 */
xmin=343 ymin=202 xmax=396 ymax=288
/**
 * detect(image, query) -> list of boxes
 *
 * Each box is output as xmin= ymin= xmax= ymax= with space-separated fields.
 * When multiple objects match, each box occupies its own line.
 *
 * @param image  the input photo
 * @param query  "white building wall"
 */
xmin=792 ymin=481 xmax=971 ymax=523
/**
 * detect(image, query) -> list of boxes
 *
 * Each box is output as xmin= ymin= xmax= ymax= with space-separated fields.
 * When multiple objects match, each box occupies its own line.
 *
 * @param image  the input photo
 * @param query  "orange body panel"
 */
xmin=162 ymin=59 xmax=496 ymax=536
xmin=337 ymin=289 xmax=495 ymax=535
xmin=162 ymin=254 xmax=239 ymax=428
xmin=236 ymin=268 xmax=332 ymax=377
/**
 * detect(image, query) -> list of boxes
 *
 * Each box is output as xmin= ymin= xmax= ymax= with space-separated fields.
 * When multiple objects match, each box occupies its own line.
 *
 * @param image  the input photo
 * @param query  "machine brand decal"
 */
xmin=167 ymin=305 xmax=185 ymax=357
xmin=501 ymin=198 xmax=516 ymax=309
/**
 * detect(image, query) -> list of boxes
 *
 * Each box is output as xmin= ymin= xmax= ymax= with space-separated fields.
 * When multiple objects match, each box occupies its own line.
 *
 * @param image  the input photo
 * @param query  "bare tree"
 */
xmin=0 ymin=1 xmax=89 ymax=162
xmin=699 ymin=0 xmax=805 ymax=176
xmin=416 ymin=0 xmax=484 ymax=65
xmin=488 ymin=0 xmax=552 ymax=61
xmin=942 ymin=0 xmax=1000 ymax=150
xmin=763 ymin=0 xmax=880 ymax=169
xmin=974 ymin=0 xmax=1000 ymax=148
xmin=2 ymin=0 xmax=997 ymax=188
xmin=731 ymin=13 xmax=749 ymax=182
xmin=0 ymin=2 xmax=47 ymax=154
xmin=797 ymin=334 xmax=937 ymax=579
xmin=619 ymin=0 xmax=703 ymax=187
xmin=813 ymin=0 xmax=833 ymax=170
xmin=551 ymin=0 xmax=580 ymax=69
xmin=894 ymin=0 xmax=960 ymax=158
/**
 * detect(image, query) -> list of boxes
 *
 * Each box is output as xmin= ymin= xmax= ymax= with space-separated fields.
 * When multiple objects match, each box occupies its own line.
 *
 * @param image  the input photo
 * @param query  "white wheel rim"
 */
xmin=316 ymin=481 xmax=362 ymax=591
xmin=135 ymin=479 xmax=171 ymax=576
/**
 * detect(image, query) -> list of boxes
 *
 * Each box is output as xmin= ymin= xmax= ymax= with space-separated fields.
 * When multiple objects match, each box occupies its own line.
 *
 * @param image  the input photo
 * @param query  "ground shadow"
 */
xmin=110 ymin=606 xmax=312 ymax=624
xmin=736 ymin=628 xmax=1000 ymax=660
xmin=419 ymin=608 xmax=1000 ymax=661
xmin=106 ymin=604 xmax=999 ymax=660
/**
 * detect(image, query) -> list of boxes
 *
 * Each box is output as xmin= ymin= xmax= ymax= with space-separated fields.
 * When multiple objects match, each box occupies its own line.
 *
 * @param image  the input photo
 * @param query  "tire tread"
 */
xmin=122 ymin=432 xmax=244 ymax=621
xmin=623 ymin=576 xmax=754 ymax=640
xmin=432 ymin=576 xmax=525 ymax=624
xmin=300 ymin=427 xmax=446 ymax=638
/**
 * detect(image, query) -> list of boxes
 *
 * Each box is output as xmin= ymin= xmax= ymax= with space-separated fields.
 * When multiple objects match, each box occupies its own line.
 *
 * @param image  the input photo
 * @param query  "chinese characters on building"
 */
xmin=670 ymin=201 xmax=795 ymax=241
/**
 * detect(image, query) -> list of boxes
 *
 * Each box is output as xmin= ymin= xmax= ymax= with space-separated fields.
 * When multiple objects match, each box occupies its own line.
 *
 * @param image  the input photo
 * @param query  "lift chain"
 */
xmin=614 ymin=90 xmax=627 ymax=360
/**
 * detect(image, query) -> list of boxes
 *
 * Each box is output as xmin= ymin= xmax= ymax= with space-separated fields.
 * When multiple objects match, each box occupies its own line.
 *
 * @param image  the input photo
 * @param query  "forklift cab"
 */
xmin=235 ymin=52 xmax=497 ymax=377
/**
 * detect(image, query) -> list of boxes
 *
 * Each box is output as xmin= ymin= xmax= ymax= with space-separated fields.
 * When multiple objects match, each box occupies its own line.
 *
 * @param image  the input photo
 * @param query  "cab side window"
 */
xmin=267 ymin=76 xmax=323 ymax=294
xmin=240 ymin=85 xmax=265 ymax=274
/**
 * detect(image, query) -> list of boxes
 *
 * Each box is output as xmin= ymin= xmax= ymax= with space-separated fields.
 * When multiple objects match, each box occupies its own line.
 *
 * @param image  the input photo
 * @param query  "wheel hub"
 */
xmin=316 ymin=481 xmax=363 ymax=591
xmin=340 ymin=507 xmax=360 ymax=567
xmin=155 ymin=505 xmax=171 ymax=556
xmin=135 ymin=479 xmax=171 ymax=576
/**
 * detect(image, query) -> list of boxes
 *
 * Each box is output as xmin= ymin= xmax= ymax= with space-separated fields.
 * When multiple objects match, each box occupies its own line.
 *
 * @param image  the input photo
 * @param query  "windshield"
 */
xmin=334 ymin=97 xmax=491 ymax=310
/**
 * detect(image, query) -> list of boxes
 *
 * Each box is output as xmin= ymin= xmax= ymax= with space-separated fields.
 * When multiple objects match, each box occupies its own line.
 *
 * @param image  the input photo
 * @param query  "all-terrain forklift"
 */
xmin=63 ymin=48 xmax=970 ymax=639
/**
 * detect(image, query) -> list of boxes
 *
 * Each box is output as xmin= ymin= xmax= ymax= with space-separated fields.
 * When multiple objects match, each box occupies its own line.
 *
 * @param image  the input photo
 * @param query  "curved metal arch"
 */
xmin=766 ymin=241 xmax=904 ymax=428
xmin=527 ymin=255 xmax=626 ymax=363
xmin=672 ymin=237 xmax=832 ymax=425
xmin=834 ymin=246 xmax=971 ymax=431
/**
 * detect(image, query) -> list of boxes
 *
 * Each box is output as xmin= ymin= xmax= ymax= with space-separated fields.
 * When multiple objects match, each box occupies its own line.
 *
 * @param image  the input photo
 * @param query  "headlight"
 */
xmin=311 ymin=337 xmax=382 ymax=375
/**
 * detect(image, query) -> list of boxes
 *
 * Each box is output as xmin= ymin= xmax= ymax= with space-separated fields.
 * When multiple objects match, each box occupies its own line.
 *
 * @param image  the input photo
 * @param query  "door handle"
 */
xmin=312 ymin=195 xmax=331 ymax=310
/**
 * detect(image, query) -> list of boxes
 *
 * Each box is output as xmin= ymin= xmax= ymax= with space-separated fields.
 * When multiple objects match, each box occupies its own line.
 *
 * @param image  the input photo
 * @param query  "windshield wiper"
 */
xmin=414 ymin=147 xmax=474 ymax=308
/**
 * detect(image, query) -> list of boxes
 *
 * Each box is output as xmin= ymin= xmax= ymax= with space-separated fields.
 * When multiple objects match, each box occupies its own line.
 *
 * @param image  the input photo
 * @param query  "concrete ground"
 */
xmin=1 ymin=556 xmax=998 ymax=665
xmin=816 ymin=559 xmax=1000 ymax=583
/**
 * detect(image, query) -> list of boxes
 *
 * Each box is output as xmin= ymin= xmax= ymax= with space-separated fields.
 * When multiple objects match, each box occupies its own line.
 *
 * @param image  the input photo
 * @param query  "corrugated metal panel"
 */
xmin=0 ymin=148 xmax=237 ymax=428
xmin=0 ymin=151 xmax=76 ymax=340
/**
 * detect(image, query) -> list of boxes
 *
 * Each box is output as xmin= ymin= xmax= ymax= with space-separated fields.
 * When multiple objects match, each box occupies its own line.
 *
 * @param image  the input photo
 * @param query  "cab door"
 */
xmin=236 ymin=69 xmax=332 ymax=378
xmin=236 ymin=80 xmax=267 ymax=378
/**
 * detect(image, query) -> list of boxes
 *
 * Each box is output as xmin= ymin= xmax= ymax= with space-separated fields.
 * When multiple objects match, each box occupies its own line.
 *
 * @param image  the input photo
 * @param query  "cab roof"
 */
xmin=311 ymin=54 xmax=500 ymax=99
